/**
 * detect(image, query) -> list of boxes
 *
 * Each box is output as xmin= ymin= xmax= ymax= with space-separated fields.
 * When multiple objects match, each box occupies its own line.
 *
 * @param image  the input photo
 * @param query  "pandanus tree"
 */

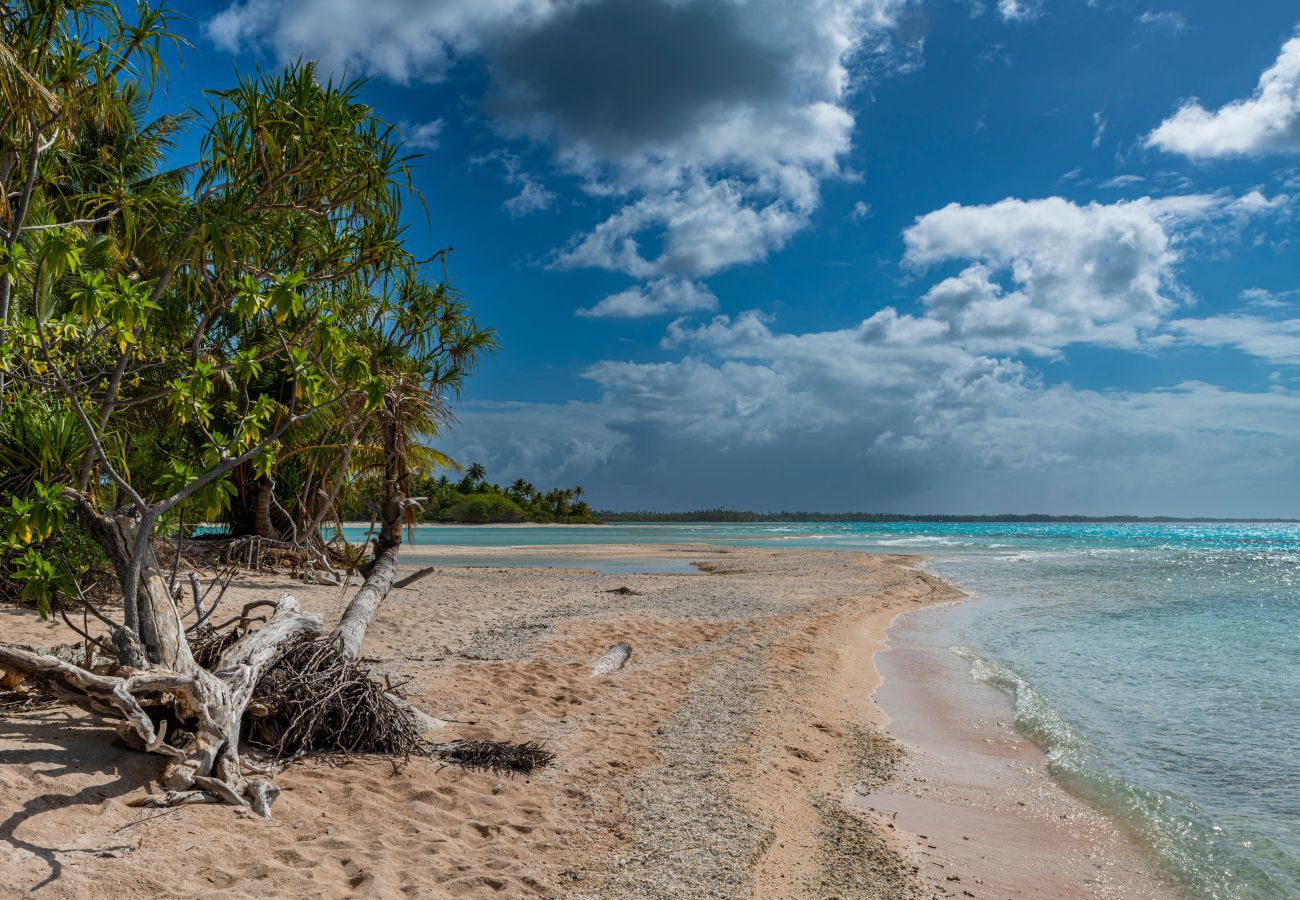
xmin=0 ymin=1 xmax=492 ymax=815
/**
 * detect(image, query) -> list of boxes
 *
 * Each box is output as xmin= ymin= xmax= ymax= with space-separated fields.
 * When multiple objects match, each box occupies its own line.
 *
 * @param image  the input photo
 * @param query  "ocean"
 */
xmin=343 ymin=521 xmax=1298 ymax=898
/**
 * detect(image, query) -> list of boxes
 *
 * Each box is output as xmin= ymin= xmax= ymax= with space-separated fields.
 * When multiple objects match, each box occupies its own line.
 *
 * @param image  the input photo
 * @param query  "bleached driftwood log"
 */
xmin=0 ymin=594 xmax=321 ymax=817
xmin=592 ymin=642 xmax=632 ymax=676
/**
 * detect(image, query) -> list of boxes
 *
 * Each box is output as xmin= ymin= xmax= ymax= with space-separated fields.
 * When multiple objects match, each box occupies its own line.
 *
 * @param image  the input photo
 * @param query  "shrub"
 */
xmin=438 ymin=494 xmax=527 ymax=523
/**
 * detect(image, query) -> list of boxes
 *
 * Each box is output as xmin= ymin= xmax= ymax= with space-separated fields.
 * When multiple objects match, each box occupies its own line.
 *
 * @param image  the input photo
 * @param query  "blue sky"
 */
xmin=171 ymin=0 xmax=1300 ymax=514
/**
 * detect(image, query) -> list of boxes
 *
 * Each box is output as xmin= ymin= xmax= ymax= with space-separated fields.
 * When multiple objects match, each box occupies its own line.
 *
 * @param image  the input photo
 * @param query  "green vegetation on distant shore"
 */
xmin=596 ymin=509 xmax=1297 ymax=523
xmin=341 ymin=464 xmax=600 ymax=524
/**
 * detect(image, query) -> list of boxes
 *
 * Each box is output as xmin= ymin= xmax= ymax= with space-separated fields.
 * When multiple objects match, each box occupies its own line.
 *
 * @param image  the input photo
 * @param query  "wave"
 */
xmin=948 ymin=647 xmax=1273 ymax=899
xmin=949 ymin=647 xmax=1083 ymax=764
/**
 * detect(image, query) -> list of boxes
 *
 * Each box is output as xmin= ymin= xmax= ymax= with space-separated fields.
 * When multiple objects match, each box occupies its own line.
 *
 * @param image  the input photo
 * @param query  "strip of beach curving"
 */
xmin=0 ymin=544 xmax=1174 ymax=898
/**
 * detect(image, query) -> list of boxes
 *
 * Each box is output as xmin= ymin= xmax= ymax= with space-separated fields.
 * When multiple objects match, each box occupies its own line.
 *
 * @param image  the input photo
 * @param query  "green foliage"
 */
xmin=0 ymin=479 xmax=101 ymax=618
xmin=0 ymin=396 xmax=92 ymax=495
xmin=438 ymin=493 xmax=528 ymax=524
xmin=342 ymin=464 xmax=600 ymax=524
xmin=0 ymin=1 xmax=494 ymax=620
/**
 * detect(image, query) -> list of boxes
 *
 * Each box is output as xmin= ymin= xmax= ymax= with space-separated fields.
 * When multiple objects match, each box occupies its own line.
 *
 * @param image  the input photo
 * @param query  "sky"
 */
xmin=167 ymin=0 xmax=1300 ymax=515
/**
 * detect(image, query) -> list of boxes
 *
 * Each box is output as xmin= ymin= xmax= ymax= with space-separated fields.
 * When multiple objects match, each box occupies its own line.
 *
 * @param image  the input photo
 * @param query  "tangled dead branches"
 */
xmin=242 ymin=640 xmax=556 ymax=776
xmin=189 ymin=626 xmax=245 ymax=671
xmin=431 ymin=740 xmax=555 ymax=775
xmin=4 ymin=629 xmax=556 ymax=779
xmin=0 ymin=688 xmax=60 ymax=713
xmin=244 ymin=638 xmax=427 ymax=758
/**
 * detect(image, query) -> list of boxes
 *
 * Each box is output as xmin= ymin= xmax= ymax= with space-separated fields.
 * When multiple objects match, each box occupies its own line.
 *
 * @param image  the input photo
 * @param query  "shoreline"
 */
xmin=0 ymin=544 xmax=1176 ymax=897
xmin=867 ymin=587 xmax=1181 ymax=898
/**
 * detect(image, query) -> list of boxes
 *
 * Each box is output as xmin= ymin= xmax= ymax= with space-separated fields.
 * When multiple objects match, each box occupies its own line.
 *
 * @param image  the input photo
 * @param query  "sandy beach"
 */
xmin=0 ymin=544 xmax=1174 ymax=898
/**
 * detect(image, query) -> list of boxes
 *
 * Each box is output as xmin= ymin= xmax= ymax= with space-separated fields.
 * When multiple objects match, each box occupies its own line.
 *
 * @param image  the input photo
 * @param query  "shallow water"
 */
xmin=350 ymin=521 xmax=1299 ymax=898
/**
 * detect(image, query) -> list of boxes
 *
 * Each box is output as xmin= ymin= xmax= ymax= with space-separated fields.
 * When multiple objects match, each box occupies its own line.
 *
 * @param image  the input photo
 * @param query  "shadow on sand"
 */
xmin=0 ymin=709 xmax=157 ymax=891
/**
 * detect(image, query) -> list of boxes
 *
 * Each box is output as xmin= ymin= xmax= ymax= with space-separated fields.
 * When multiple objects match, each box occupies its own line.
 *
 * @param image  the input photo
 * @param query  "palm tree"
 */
xmin=466 ymin=462 xmax=487 ymax=484
xmin=509 ymin=478 xmax=533 ymax=500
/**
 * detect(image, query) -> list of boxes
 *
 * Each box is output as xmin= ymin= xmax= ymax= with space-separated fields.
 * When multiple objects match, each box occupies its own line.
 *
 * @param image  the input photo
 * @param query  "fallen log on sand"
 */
xmin=592 ymin=642 xmax=632 ymax=676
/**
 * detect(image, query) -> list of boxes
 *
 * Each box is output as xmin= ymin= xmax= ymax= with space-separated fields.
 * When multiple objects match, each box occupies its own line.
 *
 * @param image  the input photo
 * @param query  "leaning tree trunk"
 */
xmin=72 ymin=503 xmax=188 ymax=669
xmin=330 ymin=536 xmax=400 ymax=659
xmin=330 ymin=393 xmax=408 ymax=661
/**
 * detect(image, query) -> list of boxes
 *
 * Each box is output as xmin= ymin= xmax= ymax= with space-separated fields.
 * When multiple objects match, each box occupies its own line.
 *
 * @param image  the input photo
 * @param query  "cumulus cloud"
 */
xmin=553 ymin=178 xmax=812 ymax=277
xmin=876 ymin=192 xmax=1291 ymax=355
xmin=578 ymin=279 xmax=718 ymax=319
xmin=1146 ymin=33 xmax=1300 ymax=159
xmin=886 ymin=195 xmax=1252 ymax=353
xmin=209 ymin=0 xmax=912 ymax=296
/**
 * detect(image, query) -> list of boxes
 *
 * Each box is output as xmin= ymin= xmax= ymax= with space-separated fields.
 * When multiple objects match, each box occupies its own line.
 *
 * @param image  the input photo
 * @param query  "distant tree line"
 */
xmin=340 ymin=464 xmax=600 ymax=524
xmin=595 ymin=509 xmax=1296 ymax=524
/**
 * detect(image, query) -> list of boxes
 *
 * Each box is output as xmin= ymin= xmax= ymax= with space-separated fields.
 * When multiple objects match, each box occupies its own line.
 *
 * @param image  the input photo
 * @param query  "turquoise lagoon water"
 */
xmin=348 ymin=521 xmax=1298 ymax=898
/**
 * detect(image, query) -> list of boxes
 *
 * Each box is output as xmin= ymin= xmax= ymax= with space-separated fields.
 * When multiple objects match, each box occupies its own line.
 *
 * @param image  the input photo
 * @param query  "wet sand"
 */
xmin=865 ymin=597 xmax=1180 ymax=898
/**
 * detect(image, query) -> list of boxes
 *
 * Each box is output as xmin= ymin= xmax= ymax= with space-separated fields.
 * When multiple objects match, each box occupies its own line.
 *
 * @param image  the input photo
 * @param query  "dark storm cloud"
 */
xmin=486 ymin=0 xmax=791 ymax=154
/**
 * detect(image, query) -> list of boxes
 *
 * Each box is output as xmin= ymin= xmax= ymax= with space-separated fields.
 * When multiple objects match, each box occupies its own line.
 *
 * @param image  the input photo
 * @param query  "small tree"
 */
xmin=0 ymin=1 xmax=492 ymax=815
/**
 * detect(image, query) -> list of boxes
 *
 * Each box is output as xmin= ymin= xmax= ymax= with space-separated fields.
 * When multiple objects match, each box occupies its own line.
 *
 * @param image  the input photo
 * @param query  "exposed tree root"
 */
xmin=0 ymin=594 xmax=321 ymax=817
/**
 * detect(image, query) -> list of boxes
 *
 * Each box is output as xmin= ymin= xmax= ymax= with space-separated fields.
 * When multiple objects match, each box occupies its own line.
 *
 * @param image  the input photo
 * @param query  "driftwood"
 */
xmin=0 ymin=493 xmax=412 ymax=818
xmin=393 ymin=566 xmax=438 ymax=590
xmin=0 ymin=594 xmax=321 ymax=817
xmin=592 ymin=642 xmax=633 ymax=676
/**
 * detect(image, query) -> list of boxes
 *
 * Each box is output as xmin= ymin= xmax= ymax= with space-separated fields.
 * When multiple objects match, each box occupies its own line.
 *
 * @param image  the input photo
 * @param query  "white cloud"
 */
xmin=208 ymin=0 xmax=552 ymax=82
xmin=1241 ymin=286 xmax=1300 ymax=308
xmin=209 ymin=0 xmax=915 ymax=295
xmin=1092 ymin=111 xmax=1107 ymax=149
xmin=470 ymin=150 xmax=558 ymax=217
xmin=1146 ymin=34 xmax=1300 ymax=159
xmin=893 ymin=195 xmax=1222 ymax=353
xmin=503 ymin=180 xmax=557 ymax=217
xmin=1099 ymin=174 xmax=1145 ymax=188
xmin=554 ymin=178 xmax=810 ymax=277
xmin=577 ymin=278 xmax=718 ymax=319
xmin=1138 ymin=11 xmax=1187 ymax=34
xmin=1171 ymin=314 xmax=1300 ymax=364
xmin=849 ymin=200 xmax=873 ymax=221
xmin=403 ymin=119 xmax=443 ymax=150
xmin=997 ymin=0 xmax=1043 ymax=23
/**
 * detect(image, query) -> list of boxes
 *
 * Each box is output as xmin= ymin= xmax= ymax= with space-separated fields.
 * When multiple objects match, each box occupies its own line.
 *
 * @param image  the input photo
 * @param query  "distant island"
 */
xmin=597 ymin=509 xmax=1298 ymax=524
xmin=342 ymin=464 xmax=601 ymax=524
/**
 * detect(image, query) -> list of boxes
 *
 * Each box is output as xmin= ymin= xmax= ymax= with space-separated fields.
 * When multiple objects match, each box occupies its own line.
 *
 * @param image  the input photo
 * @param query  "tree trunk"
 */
xmin=72 ymin=501 xmax=189 ymax=670
xmin=253 ymin=476 xmax=276 ymax=539
xmin=330 ymin=539 xmax=400 ymax=660
xmin=329 ymin=394 xmax=406 ymax=660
